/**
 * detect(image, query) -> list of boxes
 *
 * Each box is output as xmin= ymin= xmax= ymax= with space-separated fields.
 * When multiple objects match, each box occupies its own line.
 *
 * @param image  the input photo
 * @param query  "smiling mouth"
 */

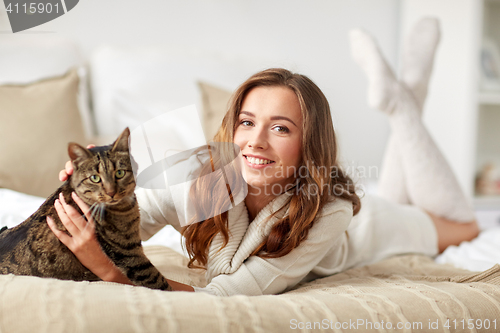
xmin=244 ymin=155 xmax=275 ymax=165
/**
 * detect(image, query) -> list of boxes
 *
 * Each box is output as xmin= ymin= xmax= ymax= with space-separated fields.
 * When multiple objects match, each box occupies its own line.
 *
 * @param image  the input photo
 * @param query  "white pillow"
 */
xmin=112 ymin=92 xmax=207 ymax=157
xmin=89 ymin=45 xmax=270 ymax=137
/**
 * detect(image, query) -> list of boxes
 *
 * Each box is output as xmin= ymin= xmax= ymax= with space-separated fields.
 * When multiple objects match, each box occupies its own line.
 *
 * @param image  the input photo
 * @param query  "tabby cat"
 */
xmin=0 ymin=128 xmax=172 ymax=291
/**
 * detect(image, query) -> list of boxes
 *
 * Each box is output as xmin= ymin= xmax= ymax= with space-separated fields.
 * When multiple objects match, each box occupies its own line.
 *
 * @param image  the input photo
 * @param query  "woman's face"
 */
xmin=233 ymin=86 xmax=303 ymax=193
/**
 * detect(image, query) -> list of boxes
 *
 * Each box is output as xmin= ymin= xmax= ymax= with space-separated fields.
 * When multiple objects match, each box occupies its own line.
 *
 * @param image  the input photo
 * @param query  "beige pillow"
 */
xmin=0 ymin=69 xmax=87 ymax=197
xmin=197 ymin=81 xmax=232 ymax=142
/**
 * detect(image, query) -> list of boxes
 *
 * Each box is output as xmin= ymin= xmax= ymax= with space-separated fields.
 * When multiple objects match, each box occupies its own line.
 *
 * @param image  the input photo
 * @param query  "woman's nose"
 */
xmin=247 ymin=129 xmax=268 ymax=149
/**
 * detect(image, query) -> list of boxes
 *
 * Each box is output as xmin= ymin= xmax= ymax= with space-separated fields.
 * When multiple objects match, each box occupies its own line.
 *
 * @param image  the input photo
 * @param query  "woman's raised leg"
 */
xmin=377 ymin=18 xmax=441 ymax=205
xmin=350 ymin=26 xmax=479 ymax=252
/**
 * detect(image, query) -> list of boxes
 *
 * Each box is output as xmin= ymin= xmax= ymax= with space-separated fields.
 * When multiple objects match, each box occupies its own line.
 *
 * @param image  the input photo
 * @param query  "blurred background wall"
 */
xmin=0 ymin=0 xmax=403 ymax=187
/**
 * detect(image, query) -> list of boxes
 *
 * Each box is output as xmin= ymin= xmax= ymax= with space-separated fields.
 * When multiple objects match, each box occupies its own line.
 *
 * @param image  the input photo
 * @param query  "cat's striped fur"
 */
xmin=0 ymin=128 xmax=172 ymax=291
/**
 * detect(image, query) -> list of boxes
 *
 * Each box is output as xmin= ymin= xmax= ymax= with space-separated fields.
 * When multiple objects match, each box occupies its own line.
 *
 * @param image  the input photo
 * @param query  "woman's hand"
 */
xmin=59 ymin=144 xmax=95 ymax=182
xmin=46 ymin=191 xmax=133 ymax=285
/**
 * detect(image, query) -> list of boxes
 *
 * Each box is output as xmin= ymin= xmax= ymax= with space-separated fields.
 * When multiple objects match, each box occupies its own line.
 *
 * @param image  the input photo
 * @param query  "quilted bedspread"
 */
xmin=0 ymin=246 xmax=499 ymax=333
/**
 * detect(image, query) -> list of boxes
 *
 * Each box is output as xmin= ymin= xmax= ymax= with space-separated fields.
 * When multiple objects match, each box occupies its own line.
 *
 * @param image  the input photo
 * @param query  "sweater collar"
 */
xmin=205 ymin=189 xmax=294 ymax=281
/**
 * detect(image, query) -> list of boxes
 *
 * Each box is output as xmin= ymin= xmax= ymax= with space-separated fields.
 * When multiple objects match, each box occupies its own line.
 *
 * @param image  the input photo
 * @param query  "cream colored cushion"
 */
xmin=197 ymin=81 xmax=232 ymax=142
xmin=0 ymin=35 xmax=94 ymax=140
xmin=0 ymin=69 xmax=87 ymax=197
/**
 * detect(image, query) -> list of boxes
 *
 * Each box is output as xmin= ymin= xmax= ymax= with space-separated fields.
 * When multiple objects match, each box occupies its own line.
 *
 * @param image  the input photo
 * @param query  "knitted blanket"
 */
xmin=0 ymin=246 xmax=499 ymax=333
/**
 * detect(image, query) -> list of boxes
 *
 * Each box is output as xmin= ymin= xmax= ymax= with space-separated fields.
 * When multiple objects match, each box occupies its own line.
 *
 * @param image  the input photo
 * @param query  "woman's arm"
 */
xmin=46 ymin=191 xmax=134 ymax=284
xmin=202 ymin=200 xmax=353 ymax=297
xmin=56 ymin=144 xmax=194 ymax=292
xmin=47 ymin=191 xmax=194 ymax=291
xmin=166 ymin=279 xmax=194 ymax=292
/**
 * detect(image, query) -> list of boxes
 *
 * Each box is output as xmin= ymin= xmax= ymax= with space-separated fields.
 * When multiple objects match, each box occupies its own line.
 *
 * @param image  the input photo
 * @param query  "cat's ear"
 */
xmin=68 ymin=143 xmax=93 ymax=167
xmin=111 ymin=127 xmax=131 ymax=153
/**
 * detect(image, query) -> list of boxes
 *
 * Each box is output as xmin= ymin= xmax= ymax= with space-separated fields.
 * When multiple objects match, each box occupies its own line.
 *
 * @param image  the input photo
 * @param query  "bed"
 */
xmin=0 ymin=242 xmax=499 ymax=332
xmin=1 ymin=34 xmax=500 ymax=333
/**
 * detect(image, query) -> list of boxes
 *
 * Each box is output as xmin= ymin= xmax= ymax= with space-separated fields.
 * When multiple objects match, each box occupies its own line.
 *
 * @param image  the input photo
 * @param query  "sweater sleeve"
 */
xmin=136 ymin=152 xmax=206 ymax=240
xmin=197 ymin=199 xmax=353 ymax=297
xmin=136 ymin=187 xmax=183 ymax=241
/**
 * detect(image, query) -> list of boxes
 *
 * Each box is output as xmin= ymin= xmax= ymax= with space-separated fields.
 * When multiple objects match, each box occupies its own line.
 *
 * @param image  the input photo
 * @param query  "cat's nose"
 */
xmin=106 ymin=190 xmax=116 ymax=198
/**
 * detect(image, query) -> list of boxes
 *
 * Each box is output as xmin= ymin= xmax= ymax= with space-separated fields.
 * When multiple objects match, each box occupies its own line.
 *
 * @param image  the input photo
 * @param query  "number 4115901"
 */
xmin=6 ymin=2 xmax=60 ymax=14
xmin=444 ymin=319 xmax=496 ymax=330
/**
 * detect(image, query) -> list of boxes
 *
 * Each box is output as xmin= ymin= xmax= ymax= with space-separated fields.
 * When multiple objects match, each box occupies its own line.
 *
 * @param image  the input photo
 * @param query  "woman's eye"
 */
xmin=273 ymin=125 xmax=289 ymax=133
xmin=115 ymin=170 xmax=126 ymax=179
xmin=90 ymin=175 xmax=101 ymax=183
xmin=240 ymin=120 xmax=253 ymax=127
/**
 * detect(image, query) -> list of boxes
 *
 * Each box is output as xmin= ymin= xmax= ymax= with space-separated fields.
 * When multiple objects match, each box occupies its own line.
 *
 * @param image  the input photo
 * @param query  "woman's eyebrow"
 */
xmin=270 ymin=115 xmax=298 ymax=128
xmin=239 ymin=111 xmax=298 ymax=128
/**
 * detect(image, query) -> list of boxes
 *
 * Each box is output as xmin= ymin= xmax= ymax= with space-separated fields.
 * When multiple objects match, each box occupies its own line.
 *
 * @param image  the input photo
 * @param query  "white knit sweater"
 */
xmin=137 ymin=186 xmax=354 ymax=297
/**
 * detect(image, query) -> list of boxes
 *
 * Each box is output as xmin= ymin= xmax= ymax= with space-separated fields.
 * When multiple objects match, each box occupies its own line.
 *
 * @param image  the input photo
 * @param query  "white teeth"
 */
xmin=246 ymin=156 xmax=273 ymax=165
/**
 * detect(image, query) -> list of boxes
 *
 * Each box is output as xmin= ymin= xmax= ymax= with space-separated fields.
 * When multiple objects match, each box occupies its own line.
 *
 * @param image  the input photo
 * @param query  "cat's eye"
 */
xmin=90 ymin=175 xmax=101 ymax=183
xmin=115 ymin=170 xmax=126 ymax=179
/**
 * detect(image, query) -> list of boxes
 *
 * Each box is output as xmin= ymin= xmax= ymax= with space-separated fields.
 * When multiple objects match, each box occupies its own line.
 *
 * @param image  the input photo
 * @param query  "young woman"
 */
xmin=51 ymin=22 xmax=479 ymax=296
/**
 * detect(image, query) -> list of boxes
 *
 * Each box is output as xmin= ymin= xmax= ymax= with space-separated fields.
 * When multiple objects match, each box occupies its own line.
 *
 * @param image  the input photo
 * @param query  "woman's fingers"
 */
xmin=47 ymin=216 xmax=72 ymax=246
xmin=70 ymin=192 xmax=95 ymax=228
xmin=65 ymin=160 xmax=73 ymax=174
xmin=59 ymin=160 xmax=74 ymax=182
xmin=59 ymin=169 xmax=68 ymax=182
xmin=54 ymin=197 xmax=82 ymax=237
xmin=58 ymin=193 xmax=90 ymax=232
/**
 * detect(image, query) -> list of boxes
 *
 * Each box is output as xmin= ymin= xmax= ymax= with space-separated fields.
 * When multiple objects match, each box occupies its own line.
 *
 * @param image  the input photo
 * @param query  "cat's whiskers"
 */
xmin=88 ymin=202 xmax=106 ymax=226
xmin=88 ymin=202 xmax=100 ymax=223
xmin=99 ymin=203 xmax=105 ymax=224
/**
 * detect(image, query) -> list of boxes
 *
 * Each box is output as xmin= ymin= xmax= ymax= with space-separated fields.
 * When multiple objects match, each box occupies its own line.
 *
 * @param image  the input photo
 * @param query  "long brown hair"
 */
xmin=182 ymin=68 xmax=361 ymax=269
